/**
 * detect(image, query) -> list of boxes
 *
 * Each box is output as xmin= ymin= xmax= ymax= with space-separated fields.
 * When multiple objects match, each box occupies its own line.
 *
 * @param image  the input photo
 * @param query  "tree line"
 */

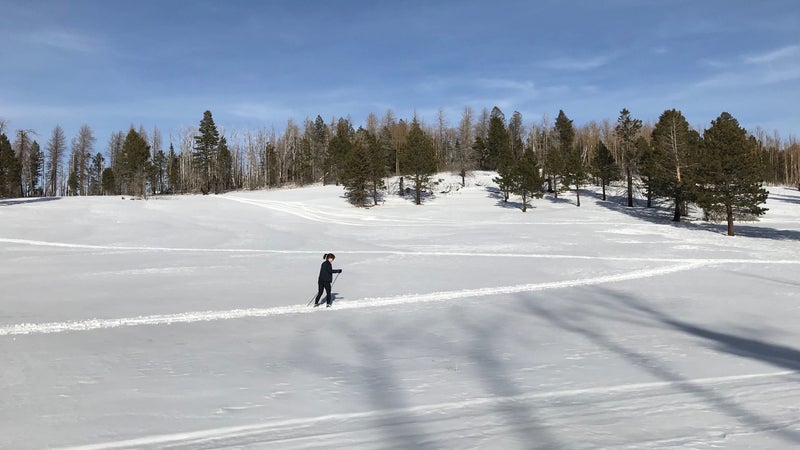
xmin=1 ymin=106 xmax=798 ymax=235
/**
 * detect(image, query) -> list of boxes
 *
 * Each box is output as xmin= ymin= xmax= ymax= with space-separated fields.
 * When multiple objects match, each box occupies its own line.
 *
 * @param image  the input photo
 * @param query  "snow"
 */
xmin=2 ymin=172 xmax=800 ymax=449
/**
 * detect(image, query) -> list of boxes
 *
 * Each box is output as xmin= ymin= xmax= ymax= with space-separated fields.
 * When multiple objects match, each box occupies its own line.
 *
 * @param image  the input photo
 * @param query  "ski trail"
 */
xmin=1 ymin=261 xmax=707 ymax=336
xmin=55 ymin=369 xmax=798 ymax=450
xmin=2 ymin=238 xmax=799 ymax=265
xmin=222 ymin=196 xmax=369 ymax=226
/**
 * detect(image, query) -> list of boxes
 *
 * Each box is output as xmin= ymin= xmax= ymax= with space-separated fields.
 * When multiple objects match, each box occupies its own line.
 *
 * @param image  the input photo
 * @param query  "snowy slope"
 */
xmin=1 ymin=173 xmax=800 ymax=449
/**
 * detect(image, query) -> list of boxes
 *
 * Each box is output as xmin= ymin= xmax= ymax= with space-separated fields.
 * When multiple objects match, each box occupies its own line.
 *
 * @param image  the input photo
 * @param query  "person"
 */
xmin=314 ymin=253 xmax=342 ymax=307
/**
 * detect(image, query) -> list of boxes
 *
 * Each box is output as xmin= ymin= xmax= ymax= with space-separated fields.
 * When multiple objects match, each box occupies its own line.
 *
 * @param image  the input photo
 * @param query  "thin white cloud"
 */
xmin=697 ymin=44 xmax=800 ymax=89
xmin=540 ymin=54 xmax=613 ymax=71
xmin=24 ymin=30 xmax=100 ymax=53
xmin=744 ymin=44 xmax=800 ymax=65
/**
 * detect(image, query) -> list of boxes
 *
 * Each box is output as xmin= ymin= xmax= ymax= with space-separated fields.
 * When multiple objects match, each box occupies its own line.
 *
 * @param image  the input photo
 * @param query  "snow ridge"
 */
xmin=1 ymin=261 xmax=706 ymax=336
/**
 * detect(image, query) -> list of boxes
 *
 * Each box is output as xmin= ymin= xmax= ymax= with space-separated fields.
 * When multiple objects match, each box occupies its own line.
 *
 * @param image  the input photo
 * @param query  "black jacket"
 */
xmin=318 ymin=260 xmax=341 ymax=283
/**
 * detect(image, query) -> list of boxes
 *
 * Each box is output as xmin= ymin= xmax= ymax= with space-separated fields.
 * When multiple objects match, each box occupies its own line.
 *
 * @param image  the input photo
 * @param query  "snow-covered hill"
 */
xmin=2 ymin=173 xmax=800 ymax=449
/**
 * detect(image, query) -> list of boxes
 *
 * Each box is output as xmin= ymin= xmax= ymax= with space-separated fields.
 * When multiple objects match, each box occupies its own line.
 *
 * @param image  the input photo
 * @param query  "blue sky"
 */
xmin=1 ymin=0 xmax=798 ymax=150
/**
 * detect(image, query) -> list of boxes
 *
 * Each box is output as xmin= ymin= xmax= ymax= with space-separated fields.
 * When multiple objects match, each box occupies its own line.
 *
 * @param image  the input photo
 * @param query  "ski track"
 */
xmin=2 ymin=261 xmax=709 ymax=336
xmin=54 ymin=370 xmax=799 ymax=450
xmin=2 ymin=237 xmax=800 ymax=265
xmin=2 ymin=238 xmax=799 ymax=337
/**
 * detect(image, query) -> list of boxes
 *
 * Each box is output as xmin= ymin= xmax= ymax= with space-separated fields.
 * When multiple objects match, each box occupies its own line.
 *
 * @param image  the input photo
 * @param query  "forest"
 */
xmin=1 ymin=106 xmax=798 ymax=236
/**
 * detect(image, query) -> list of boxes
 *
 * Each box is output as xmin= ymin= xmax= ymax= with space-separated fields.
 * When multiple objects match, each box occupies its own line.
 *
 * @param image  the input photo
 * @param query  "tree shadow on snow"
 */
xmin=0 ymin=197 xmax=62 ymax=206
xmin=614 ymin=296 xmax=800 ymax=373
xmin=453 ymin=307 xmax=566 ymax=448
xmin=519 ymin=288 xmax=800 ymax=446
xmin=768 ymin=192 xmax=800 ymax=206
xmin=484 ymin=186 xmax=529 ymax=211
xmin=594 ymin=192 xmax=800 ymax=241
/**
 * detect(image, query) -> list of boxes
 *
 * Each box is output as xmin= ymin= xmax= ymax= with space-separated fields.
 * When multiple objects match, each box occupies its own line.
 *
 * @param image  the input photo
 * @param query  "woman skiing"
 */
xmin=314 ymin=253 xmax=342 ymax=307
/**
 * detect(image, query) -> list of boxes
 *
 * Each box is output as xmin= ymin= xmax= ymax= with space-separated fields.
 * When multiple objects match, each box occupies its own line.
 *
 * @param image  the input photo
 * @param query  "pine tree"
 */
xmin=341 ymin=131 xmax=371 ymax=206
xmin=0 ymin=133 xmax=21 ymax=198
xmin=310 ymin=115 xmax=329 ymax=183
xmin=122 ymin=128 xmax=151 ymax=196
xmin=402 ymin=118 xmax=437 ymax=205
xmin=101 ymin=168 xmax=115 ymax=195
xmin=326 ymin=119 xmax=354 ymax=185
xmin=216 ymin=136 xmax=232 ymax=193
xmin=556 ymin=110 xmax=586 ymax=206
xmin=650 ymin=109 xmax=699 ymax=221
xmin=356 ymin=127 xmax=387 ymax=206
xmin=615 ymin=108 xmax=642 ymax=207
xmin=151 ymin=148 xmax=166 ymax=194
xmin=592 ymin=140 xmax=619 ymax=201
xmin=87 ymin=152 xmax=104 ymax=195
xmin=487 ymin=107 xmax=513 ymax=201
xmin=28 ymin=141 xmax=43 ymax=196
xmin=511 ymin=148 xmax=544 ymax=212
xmin=696 ymin=112 xmax=768 ymax=236
xmin=167 ymin=143 xmax=180 ymax=194
xmin=636 ymin=136 xmax=657 ymax=208
xmin=193 ymin=110 xmax=220 ymax=194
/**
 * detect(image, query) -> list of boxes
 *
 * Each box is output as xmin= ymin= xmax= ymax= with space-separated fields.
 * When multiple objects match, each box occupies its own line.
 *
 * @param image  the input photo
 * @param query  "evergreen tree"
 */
xmin=87 ymin=152 xmax=104 ymax=195
xmin=167 ymin=143 xmax=181 ymax=194
xmin=0 ymin=133 xmax=21 ymax=198
xmin=636 ymin=136 xmax=657 ymax=207
xmin=101 ymin=168 xmax=115 ymax=195
xmin=696 ymin=112 xmax=768 ymax=236
xmin=555 ymin=110 xmax=586 ymax=206
xmin=511 ymin=148 xmax=544 ymax=212
xmin=216 ymin=136 xmax=232 ymax=193
xmin=487 ymin=107 xmax=513 ymax=201
xmin=402 ymin=118 xmax=437 ymax=205
xmin=341 ymin=132 xmax=371 ymax=206
xmin=650 ymin=109 xmax=699 ymax=221
xmin=151 ymin=148 xmax=166 ymax=194
xmin=28 ymin=141 xmax=43 ymax=196
xmin=326 ymin=119 xmax=354 ymax=185
xmin=355 ymin=127 xmax=387 ymax=206
xmin=592 ymin=140 xmax=619 ymax=201
xmin=193 ymin=110 xmax=220 ymax=194
xmin=543 ymin=127 xmax=564 ymax=197
xmin=615 ymin=108 xmax=642 ymax=207
xmin=122 ymin=128 xmax=151 ymax=196
xmin=310 ymin=115 xmax=329 ymax=182
xmin=472 ymin=135 xmax=489 ymax=171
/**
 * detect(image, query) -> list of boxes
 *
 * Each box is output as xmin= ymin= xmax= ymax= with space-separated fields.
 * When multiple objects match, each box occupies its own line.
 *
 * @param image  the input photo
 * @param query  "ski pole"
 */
xmin=306 ymin=293 xmax=317 ymax=307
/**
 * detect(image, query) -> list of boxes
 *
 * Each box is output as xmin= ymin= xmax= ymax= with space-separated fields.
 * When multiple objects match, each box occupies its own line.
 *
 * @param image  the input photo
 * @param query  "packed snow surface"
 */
xmin=2 ymin=173 xmax=800 ymax=449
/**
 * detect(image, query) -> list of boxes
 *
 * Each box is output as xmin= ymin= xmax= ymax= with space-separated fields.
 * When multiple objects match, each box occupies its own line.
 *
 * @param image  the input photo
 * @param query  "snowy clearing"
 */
xmin=2 ymin=173 xmax=800 ymax=449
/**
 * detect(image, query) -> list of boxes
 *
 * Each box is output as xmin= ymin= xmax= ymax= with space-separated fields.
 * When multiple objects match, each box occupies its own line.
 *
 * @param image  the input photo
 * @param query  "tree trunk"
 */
xmin=626 ymin=167 xmax=633 ymax=207
xmin=672 ymin=191 xmax=682 ymax=222
xmin=575 ymin=185 xmax=581 ymax=207
xmin=726 ymin=203 xmax=735 ymax=236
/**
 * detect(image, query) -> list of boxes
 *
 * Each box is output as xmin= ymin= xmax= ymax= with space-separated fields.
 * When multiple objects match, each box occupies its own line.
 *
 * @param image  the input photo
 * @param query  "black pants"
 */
xmin=315 ymin=281 xmax=332 ymax=305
